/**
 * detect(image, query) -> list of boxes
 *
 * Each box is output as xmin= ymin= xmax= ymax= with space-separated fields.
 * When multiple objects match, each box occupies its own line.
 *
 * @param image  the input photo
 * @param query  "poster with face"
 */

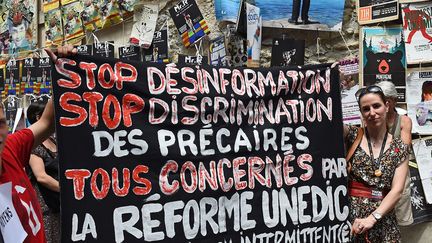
xmin=117 ymin=0 xmax=139 ymax=17
xmin=80 ymin=0 xmax=102 ymax=31
xmin=142 ymin=26 xmax=169 ymax=63
xmin=216 ymin=0 xmax=345 ymax=31
xmin=360 ymin=27 xmax=406 ymax=102
xmin=406 ymin=68 xmax=432 ymax=134
xmin=22 ymin=57 xmax=36 ymax=94
xmin=339 ymin=57 xmax=361 ymax=125
xmin=246 ymin=3 xmax=261 ymax=68
xmin=5 ymin=59 xmax=19 ymax=96
xmin=5 ymin=0 xmax=37 ymax=55
xmin=401 ymin=2 xmax=432 ymax=65
xmin=98 ymin=0 xmax=123 ymax=29
xmin=61 ymin=1 xmax=84 ymax=42
xmin=44 ymin=7 xmax=63 ymax=47
xmin=271 ymin=38 xmax=305 ymax=67
xmin=208 ymin=36 xmax=227 ymax=66
xmin=130 ymin=3 xmax=159 ymax=48
xmin=0 ymin=3 xmax=10 ymax=55
xmin=169 ymin=0 xmax=210 ymax=48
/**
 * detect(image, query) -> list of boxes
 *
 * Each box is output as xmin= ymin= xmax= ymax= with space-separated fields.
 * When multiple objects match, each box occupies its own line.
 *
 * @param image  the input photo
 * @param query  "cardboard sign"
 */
xmin=52 ymin=55 xmax=349 ymax=243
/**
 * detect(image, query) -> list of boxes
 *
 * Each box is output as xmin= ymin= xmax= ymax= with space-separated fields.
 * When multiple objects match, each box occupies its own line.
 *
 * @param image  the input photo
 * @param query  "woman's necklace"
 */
xmin=365 ymin=128 xmax=388 ymax=177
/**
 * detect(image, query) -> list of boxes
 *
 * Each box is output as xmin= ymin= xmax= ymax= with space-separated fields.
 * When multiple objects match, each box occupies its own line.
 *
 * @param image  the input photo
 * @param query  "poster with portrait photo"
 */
xmin=169 ymin=0 xmax=210 ymax=48
xmin=339 ymin=57 xmax=361 ymax=125
xmin=5 ymin=59 xmax=19 ymax=96
xmin=61 ymin=1 xmax=84 ymax=41
xmin=36 ymin=57 xmax=52 ymax=95
xmin=246 ymin=3 xmax=261 ymax=68
xmin=80 ymin=0 xmax=102 ymax=32
xmin=360 ymin=27 xmax=406 ymax=102
xmin=271 ymin=38 xmax=305 ymax=67
xmin=21 ymin=57 xmax=37 ymax=94
xmin=209 ymin=36 xmax=227 ymax=66
xmin=118 ymin=45 xmax=141 ymax=61
xmin=93 ymin=41 xmax=114 ymax=58
xmin=216 ymin=0 xmax=345 ymax=31
xmin=0 ymin=4 xmax=10 ymax=55
xmin=178 ymin=54 xmax=208 ymax=65
xmin=5 ymin=0 xmax=38 ymax=55
xmin=225 ymin=24 xmax=247 ymax=67
xmin=130 ymin=3 xmax=159 ymax=48
xmin=44 ymin=8 xmax=64 ymax=47
xmin=401 ymin=2 xmax=432 ymax=65
xmin=357 ymin=0 xmax=398 ymax=25
xmin=142 ymin=26 xmax=169 ymax=63
xmin=406 ymin=68 xmax=432 ymax=134
xmin=98 ymin=0 xmax=123 ymax=29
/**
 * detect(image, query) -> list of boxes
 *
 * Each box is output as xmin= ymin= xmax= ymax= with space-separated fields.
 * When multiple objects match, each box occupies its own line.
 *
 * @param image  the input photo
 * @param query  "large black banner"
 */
xmin=52 ymin=55 xmax=350 ymax=243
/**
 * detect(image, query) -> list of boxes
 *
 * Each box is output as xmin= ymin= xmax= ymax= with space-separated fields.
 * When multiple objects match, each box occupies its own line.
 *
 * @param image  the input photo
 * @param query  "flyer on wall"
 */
xmin=270 ymin=38 xmax=305 ymax=67
xmin=339 ymin=57 xmax=361 ymax=125
xmin=360 ymin=26 xmax=406 ymax=102
xmin=22 ymin=57 xmax=36 ymax=94
xmin=80 ymin=0 xmax=102 ymax=32
xmin=413 ymin=136 xmax=432 ymax=204
xmin=5 ymin=59 xmax=19 ymax=96
xmin=406 ymin=68 xmax=432 ymax=134
xmin=209 ymin=36 xmax=228 ymax=66
xmin=44 ymin=8 xmax=64 ymax=46
xmin=130 ymin=3 xmax=159 ymax=48
xmin=357 ymin=0 xmax=398 ymax=25
xmin=401 ymin=2 xmax=432 ymax=65
xmin=142 ymin=26 xmax=169 ymax=63
xmin=246 ymin=3 xmax=261 ymax=68
xmin=215 ymin=0 xmax=345 ymax=31
xmin=169 ymin=0 xmax=210 ymax=48
xmin=225 ymin=24 xmax=247 ymax=67
xmin=61 ymin=1 xmax=84 ymax=41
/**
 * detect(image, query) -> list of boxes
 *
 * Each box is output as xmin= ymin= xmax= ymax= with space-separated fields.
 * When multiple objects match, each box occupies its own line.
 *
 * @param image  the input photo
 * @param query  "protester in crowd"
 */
xmin=416 ymin=81 xmax=432 ymax=126
xmin=343 ymin=85 xmax=409 ymax=242
xmin=0 ymin=45 xmax=75 ymax=243
xmin=376 ymin=81 xmax=414 ymax=226
xmin=27 ymin=99 xmax=60 ymax=243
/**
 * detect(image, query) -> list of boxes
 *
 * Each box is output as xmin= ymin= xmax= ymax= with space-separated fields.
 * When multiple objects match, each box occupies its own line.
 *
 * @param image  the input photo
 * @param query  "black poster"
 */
xmin=37 ymin=57 xmax=52 ymax=95
xmin=93 ymin=41 xmax=115 ymax=58
xmin=0 ymin=66 xmax=4 ymax=91
xmin=271 ymin=38 xmax=305 ymax=67
xmin=22 ymin=58 xmax=37 ymax=94
xmin=119 ymin=45 xmax=141 ymax=61
xmin=169 ymin=0 xmax=210 ymax=47
xmin=226 ymin=24 xmax=247 ymax=67
xmin=357 ymin=0 xmax=398 ymax=25
xmin=178 ymin=54 xmax=208 ymax=65
xmin=52 ymin=55 xmax=349 ymax=243
xmin=5 ymin=97 xmax=17 ymax=133
xmin=5 ymin=59 xmax=19 ymax=96
xmin=408 ymin=161 xmax=432 ymax=224
xmin=142 ymin=27 xmax=169 ymax=63
xmin=76 ymin=44 xmax=93 ymax=56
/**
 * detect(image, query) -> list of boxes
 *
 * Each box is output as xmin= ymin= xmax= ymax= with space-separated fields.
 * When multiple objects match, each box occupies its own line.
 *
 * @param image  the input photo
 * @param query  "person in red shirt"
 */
xmin=0 ymin=45 xmax=76 ymax=243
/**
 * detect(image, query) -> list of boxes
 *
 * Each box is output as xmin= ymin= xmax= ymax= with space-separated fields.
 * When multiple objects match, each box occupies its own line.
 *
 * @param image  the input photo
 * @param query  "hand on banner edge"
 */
xmin=331 ymin=61 xmax=339 ymax=69
xmin=44 ymin=44 xmax=77 ymax=63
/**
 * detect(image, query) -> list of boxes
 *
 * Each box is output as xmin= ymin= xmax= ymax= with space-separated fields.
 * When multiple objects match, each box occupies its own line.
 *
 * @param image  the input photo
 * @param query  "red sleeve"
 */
xmin=5 ymin=129 xmax=35 ymax=168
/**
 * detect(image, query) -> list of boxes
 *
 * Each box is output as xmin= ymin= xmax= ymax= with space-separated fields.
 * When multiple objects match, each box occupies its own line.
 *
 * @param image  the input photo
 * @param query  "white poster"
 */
xmin=246 ymin=3 xmax=261 ymax=68
xmin=0 ymin=182 xmax=27 ymax=243
xmin=413 ymin=137 xmax=432 ymax=204
xmin=402 ymin=2 xmax=432 ymax=64
xmin=339 ymin=58 xmax=361 ymax=125
xmin=406 ymin=68 xmax=432 ymax=134
xmin=130 ymin=4 xmax=159 ymax=48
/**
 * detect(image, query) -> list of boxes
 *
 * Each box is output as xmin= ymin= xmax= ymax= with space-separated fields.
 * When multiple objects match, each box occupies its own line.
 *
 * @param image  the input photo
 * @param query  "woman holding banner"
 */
xmin=343 ymin=85 xmax=409 ymax=242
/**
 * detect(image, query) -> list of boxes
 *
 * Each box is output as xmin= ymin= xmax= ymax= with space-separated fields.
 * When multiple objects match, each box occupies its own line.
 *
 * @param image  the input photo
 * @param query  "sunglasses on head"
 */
xmin=354 ymin=85 xmax=383 ymax=102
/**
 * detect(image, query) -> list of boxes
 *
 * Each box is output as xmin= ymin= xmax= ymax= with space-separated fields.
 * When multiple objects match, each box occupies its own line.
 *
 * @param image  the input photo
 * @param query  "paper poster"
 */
xmin=36 ymin=57 xmax=52 ymax=95
xmin=413 ymin=137 xmax=432 ymax=204
xmin=130 ymin=4 xmax=159 ymax=48
xmin=271 ymin=38 xmax=305 ymax=66
xmin=360 ymin=27 xmax=406 ymax=102
xmin=246 ymin=3 xmax=261 ymax=68
xmin=80 ymin=0 xmax=102 ymax=31
xmin=117 ymin=0 xmax=139 ymax=17
xmin=178 ymin=54 xmax=208 ymax=65
xmin=357 ymin=0 xmax=398 ymax=25
xmin=93 ymin=41 xmax=114 ymax=58
xmin=142 ymin=26 xmax=169 ymax=63
xmin=5 ymin=96 xmax=17 ymax=133
xmin=5 ymin=59 xmax=19 ymax=96
xmin=42 ymin=0 xmax=60 ymax=12
xmin=339 ymin=58 xmax=361 ymax=125
xmin=209 ymin=36 xmax=227 ymax=66
xmin=118 ymin=45 xmax=141 ymax=61
xmin=98 ymin=0 xmax=123 ymax=29
xmin=4 ymin=0 xmax=38 ymax=55
xmin=225 ymin=24 xmax=247 ymax=67
xmin=169 ymin=0 xmax=210 ymax=48
xmin=408 ymin=161 xmax=432 ymax=224
xmin=76 ymin=44 xmax=93 ymax=55
xmin=62 ymin=1 xmax=84 ymax=42
xmin=402 ymin=2 xmax=432 ymax=65
xmin=44 ymin=8 xmax=63 ymax=47
xmin=406 ymin=68 xmax=432 ymax=134
xmin=216 ymin=0 xmax=345 ymax=31
xmin=0 ymin=65 xmax=5 ymax=91
xmin=0 ymin=182 xmax=28 ymax=243
xmin=0 ymin=2 xmax=10 ymax=55
xmin=21 ymin=58 xmax=36 ymax=94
